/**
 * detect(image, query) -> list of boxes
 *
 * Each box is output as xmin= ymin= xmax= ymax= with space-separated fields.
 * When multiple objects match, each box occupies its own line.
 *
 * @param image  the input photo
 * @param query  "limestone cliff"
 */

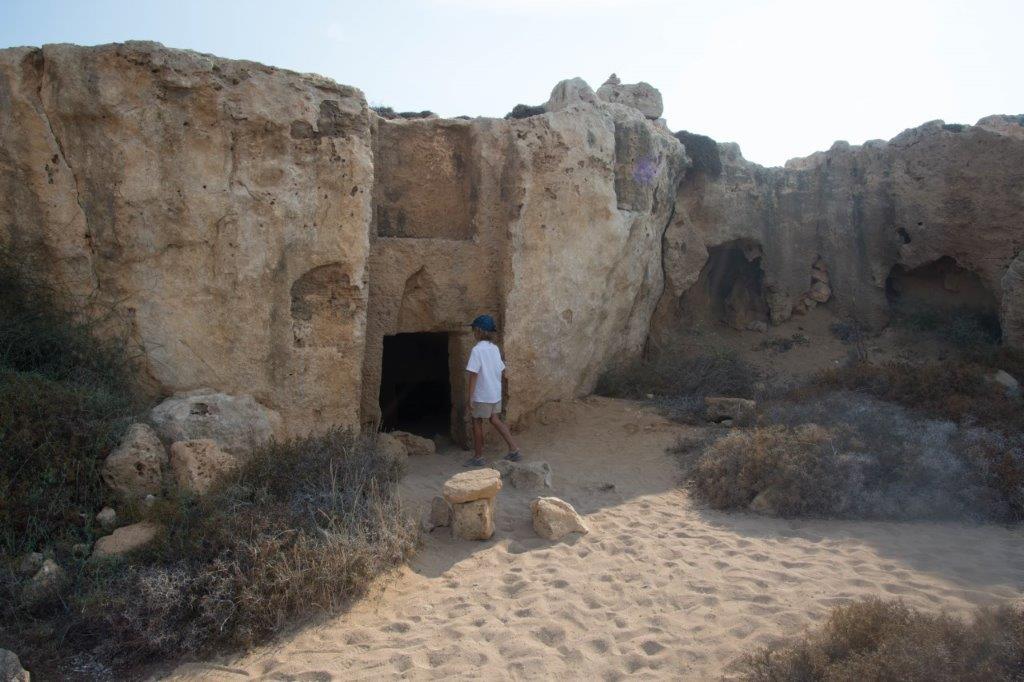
xmin=651 ymin=117 xmax=1024 ymax=349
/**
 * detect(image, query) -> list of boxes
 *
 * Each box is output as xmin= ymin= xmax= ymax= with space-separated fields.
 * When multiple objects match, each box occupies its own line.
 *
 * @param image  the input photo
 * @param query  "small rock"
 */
xmin=15 ymin=552 xmax=43 ymax=577
xmin=531 ymin=497 xmax=589 ymax=541
xmin=443 ymin=469 xmax=502 ymax=504
xmin=423 ymin=496 xmax=451 ymax=531
xmin=390 ymin=431 xmax=435 ymax=456
xmin=990 ymin=369 xmax=1021 ymax=398
xmin=376 ymin=432 xmax=408 ymax=460
xmin=143 ymin=494 xmax=158 ymax=509
xmin=496 ymin=461 xmax=552 ymax=491
xmin=0 ymin=649 xmax=30 ymax=682
xmin=705 ymin=397 xmax=756 ymax=424
xmin=96 ymin=506 xmax=118 ymax=531
xmin=811 ymin=268 xmax=829 ymax=284
xmin=22 ymin=559 xmax=67 ymax=606
xmin=72 ymin=542 xmax=92 ymax=558
xmin=450 ymin=498 xmax=495 ymax=541
xmin=745 ymin=320 xmax=768 ymax=333
xmin=91 ymin=521 xmax=161 ymax=560
xmin=749 ymin=489 xmax=776 ymax=515
xmin=101 ymin=423 xmax=167 ymax=498
xmin=169 ymin=439 xmax=239 ymax=495
xmin=808 ymin=280 xmax=831 ymax=303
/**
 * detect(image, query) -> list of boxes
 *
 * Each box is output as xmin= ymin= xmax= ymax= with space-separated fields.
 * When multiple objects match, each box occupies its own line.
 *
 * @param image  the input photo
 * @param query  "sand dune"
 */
xmin=166 ymin=397 xmax=1024 ymax=681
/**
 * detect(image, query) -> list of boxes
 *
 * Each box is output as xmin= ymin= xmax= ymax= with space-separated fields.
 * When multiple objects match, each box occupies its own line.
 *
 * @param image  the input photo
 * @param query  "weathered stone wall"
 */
xmin=0 ymin=42 xmax=373 ymax=435
xmin=651 ymin=117 xmax=1024 ymax=349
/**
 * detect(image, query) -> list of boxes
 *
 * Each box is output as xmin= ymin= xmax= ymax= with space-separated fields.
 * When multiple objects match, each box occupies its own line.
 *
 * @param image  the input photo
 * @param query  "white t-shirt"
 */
xmin=466 ymin=340 xmax=505 ymax=403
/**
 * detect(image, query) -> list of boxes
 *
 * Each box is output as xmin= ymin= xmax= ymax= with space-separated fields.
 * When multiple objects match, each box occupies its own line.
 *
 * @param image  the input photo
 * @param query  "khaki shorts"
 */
xmin=471 ymin=401 xmax=502 ymax=419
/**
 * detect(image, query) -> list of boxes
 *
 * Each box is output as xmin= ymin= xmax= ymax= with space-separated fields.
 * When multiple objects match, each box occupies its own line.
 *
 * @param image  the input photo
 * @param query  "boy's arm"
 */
xmin=466 ymin=371 xmax=478 ymax=408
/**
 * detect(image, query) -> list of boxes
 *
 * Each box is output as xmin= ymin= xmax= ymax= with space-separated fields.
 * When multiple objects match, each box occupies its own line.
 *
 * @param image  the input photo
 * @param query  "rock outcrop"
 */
xmin=652 ymin=118 xmax=1024 ymax=348
xmin=101 ymin=423 xmax=167 ymax=498
xmin=2 ymin=41 xmax=1021 ymax=447
xmin=149 ymin=389 xmax=283 ymax=456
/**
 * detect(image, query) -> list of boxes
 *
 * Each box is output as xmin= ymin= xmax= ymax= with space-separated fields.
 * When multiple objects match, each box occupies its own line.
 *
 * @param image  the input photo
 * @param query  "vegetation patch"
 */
xmin=683 ymin=391 xmax=1023 ymax=521
xmin=738 ymin=597 xmax=1024 ymax=681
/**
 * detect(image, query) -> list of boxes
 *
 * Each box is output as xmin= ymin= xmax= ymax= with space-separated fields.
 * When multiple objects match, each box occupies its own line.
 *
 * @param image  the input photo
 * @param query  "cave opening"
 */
xmin=683 ymin=240 xmax=769 ymax=330
xmin=379 ymin=332 xmax=453 ymax=438
xmin=886 ymin=256 xmax=1002 ymax=342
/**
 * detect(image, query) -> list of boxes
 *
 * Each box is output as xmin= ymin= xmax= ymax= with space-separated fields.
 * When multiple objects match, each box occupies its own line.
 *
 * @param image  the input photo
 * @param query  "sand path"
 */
xmin=166 ymin=397 xmax=1024 ymax=680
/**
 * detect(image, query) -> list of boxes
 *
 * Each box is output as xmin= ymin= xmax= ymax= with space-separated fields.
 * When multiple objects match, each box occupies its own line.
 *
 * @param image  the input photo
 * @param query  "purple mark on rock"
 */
xmin=633 ymin=155 xmax=658 ymax=185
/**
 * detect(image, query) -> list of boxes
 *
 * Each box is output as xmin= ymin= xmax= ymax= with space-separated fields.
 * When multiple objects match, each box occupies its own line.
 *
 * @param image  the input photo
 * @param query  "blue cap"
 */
xmin=470 ymin=314 xmax=497 ymax=332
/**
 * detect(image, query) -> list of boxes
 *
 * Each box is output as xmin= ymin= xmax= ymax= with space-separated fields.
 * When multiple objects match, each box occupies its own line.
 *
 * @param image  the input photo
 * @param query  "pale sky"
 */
xmin=2 ymin=0 xmax=1020 ymax=167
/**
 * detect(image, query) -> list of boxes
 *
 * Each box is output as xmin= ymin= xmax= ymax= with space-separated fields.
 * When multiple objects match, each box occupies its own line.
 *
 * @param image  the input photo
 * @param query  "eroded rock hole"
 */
xmin=886 ymin=257 xmax=1001 ymax=342
xmin=683 ymin=240 xmax=769 ymax=330
xmin=379 ymin=332 xmax=452 ymax=437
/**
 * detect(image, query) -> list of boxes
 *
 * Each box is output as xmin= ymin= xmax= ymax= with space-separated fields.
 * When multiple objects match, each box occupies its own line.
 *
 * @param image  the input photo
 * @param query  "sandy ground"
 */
xmin=165 ymin=397 xmax=1024 ymax=681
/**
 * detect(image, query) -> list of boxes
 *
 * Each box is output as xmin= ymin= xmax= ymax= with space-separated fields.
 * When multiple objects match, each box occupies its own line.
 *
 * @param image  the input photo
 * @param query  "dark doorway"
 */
xmin=681 ymin=239 xmax=769 ymax=330
xmin=379 ymin=332 xmax=452 ymax=438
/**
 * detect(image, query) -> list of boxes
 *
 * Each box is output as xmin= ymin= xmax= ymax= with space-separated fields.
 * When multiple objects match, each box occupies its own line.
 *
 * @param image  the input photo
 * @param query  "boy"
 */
xmin=464 ymin=314 xmax=521 ymax=467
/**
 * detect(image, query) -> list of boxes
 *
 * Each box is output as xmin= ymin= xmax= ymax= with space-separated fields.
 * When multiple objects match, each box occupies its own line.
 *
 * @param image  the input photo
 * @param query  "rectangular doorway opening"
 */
xmin=379 ymin=332 xmax=452 ymax=438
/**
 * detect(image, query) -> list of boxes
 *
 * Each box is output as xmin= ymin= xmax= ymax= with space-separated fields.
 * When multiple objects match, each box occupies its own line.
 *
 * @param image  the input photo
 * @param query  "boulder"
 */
xmin=495 ymin=460 xmax=552 ymax=491
xmin=442 ymin=469 xmax=502 ymax=504
xmin=808 ymin=280 xmax=831 ymax=303
xmin=149 ymin=389 xmax=284 ymax=456
xmin=96 ymin=506 xmax=118 ymax=531
xmin=390 ymin=431 xmax=435 ymax=456
xmin=596 ymin=75 xmax=664 ymax=119
xmin=545 ymin=77 xmax=597 ymax=112
xmin=91 ymin=521 xmax=161 ymax=560
xmin=14 ymin=552 xmax=43 ymax=577
xmin=705 ymin=397 xmax=757 ymax=424
xmin=22 ymin=559 xmax=67 ymax=606
xmin=101 ymin=423 xmax=167 ymax=498
xmin=0 ymin=649 xmax=29 ymax=682
xmin=989 ymin=369 xmax=1021 ymax=398
xmin=376 ymin=432 xmax=408 ymax=460
xmin=531 ymin=497 xmax=589 ymax=541
xmin=450 ymin=497 xmax=495 ymax=541
xmin=423 ymin=495 xmax=452 ymax=532
xmin=169 ymin=439 xmax=239 ymax=495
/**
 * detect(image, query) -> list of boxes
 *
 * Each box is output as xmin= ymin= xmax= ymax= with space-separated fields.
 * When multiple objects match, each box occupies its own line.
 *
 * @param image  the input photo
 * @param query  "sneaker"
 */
xmin=463 ymin=457 xmax=486 ymax=467
xmin=503 ymin=451 xmax=522 ymax=462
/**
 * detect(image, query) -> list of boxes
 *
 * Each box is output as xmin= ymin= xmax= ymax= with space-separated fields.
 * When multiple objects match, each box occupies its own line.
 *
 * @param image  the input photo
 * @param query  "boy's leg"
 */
xmin=472 ymin=418 xmax=486 ymax=458
xmin=488 ymin=414 xmax=519 ymax=453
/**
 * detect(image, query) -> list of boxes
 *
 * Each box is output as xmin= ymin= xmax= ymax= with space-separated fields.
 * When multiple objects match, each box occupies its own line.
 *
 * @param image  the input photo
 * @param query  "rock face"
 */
xmin=652 ymin=118 xmax=1024 ymax=348
xmin=0 ymin=649 xmax=30 ymax=682
xmin=531 ymin=497 xmax=589 ymax=541
xmin=150 ymin=389 xmax=283 ymax=456
xmin=169 ymin=439 xmax=239 ymax=494
xmin=101 ymin=423 xmax=167 ymax=498
xmin=596 ymin=74 xmax=664 ymax=119
xmin=91 ymin=521 xmax=161 ymax=559
xmin=2 ymin=41 xmax=1022 ymax=449
xmin=0 ymin=42 xmax=373 ymax=436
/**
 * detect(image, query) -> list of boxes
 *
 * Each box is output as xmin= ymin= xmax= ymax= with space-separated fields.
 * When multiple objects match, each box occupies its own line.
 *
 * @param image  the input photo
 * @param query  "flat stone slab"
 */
xmin=443 ymin=468 xmax=502 ymax=504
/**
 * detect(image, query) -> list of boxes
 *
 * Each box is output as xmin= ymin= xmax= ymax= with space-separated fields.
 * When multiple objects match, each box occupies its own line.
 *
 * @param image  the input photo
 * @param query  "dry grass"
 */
xmin=597 ymin=348 xmax=759 ymax=401
xmin=683 ymin=392 xmax=1024 ymax=521
xmin=738 ymin=598 xmax=1024 ymax=681
xmin=3 ymin=429 xmax=418 ymax=674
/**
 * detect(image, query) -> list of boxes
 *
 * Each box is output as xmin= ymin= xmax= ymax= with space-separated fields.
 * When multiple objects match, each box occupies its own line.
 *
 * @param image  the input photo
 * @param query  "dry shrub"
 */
xmin=738 ymin=598 xmax=1024 ymax=681
xmin=816 ymin=360 xmax=1023 ymax=435
xmin=69 ymin=430 xmax=418 ymax=665
xmin=597 ymin=348 xmax=759 ymax=401
xmin=686 ymin=392 xmax=1024 ymax=521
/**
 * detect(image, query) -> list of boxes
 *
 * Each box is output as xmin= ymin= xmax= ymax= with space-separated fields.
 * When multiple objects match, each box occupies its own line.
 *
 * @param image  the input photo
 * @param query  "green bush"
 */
xmin=0 ymin=253 xmax=137 ymax=556
xmin=738 ymin=598 xmax=1024 ymax=681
